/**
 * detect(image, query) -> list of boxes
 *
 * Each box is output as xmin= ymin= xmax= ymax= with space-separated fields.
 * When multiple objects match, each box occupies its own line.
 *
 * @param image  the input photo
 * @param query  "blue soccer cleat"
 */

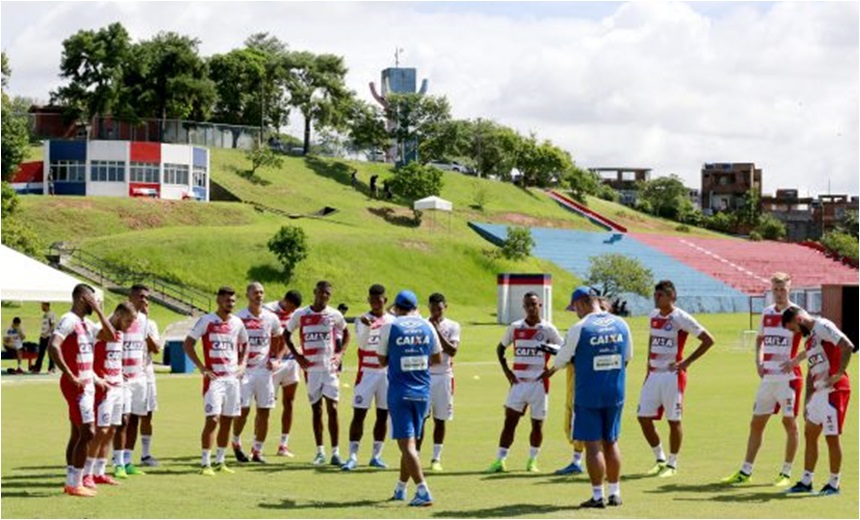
xmin=369 ymin=457 xmax=388 ymax=469
xmin=785 ymin=481 xmax=813 ymax=494
xmin=341 ymin=458 xmax=358 ymax=471
xmin=409 ymin=488 xmax=434 ymax=507
xmin=554 ymin=461 xmax=584 ymax=475
xmin=818 ymin=484 xmax=840 ymax=496
xmin=390 ymin=487 xmax=407 ymax=501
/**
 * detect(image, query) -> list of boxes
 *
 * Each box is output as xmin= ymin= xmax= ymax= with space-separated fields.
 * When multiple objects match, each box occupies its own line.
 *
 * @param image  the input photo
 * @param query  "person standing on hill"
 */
xmin=636 ymin=280 xmax=714 ymax=478
xmin=285 ymin=280 xmax=349 ymax=466
xmin=721 ymin=272 xmax=803 ymax=486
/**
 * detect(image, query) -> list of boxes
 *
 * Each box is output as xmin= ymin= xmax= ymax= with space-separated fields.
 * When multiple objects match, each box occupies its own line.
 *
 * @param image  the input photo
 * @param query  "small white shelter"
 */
xmin=413 ymin=196 xmax=453 ymax=231
xmin=0 ymin=244 xmax=103 ymax=302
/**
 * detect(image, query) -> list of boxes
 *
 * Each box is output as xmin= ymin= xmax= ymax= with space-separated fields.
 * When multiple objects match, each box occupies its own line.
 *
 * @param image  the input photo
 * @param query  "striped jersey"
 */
xmin=236 ymin=307 xmax=283 ymax=372
xmin=805 ymin=317 xmax=854 ymax=392
xmin=188 ymin=313 xmax=249 ymax=379
xmin=54 ymin=312 xmax=97 ymax=387
xmin=286 ymin=306 xmax=346 ymax=373
xmin=94 ymin=330 xmax=125 ymax=387
xmin=122 ymin=315 xmax=150 ymax=381
xmin=500 ymin=320 xmax=564 ymax=382
xmin=429 ymin=318 xmax=461 ymax=376
xmin=758 ymin=304 xmax=803 ymax=382
xmin=355 ymin=312 xmax=397 ymax=374
xmin=264 ymin=301 xmax=295 ymax=360
xmin=647 ymin=307 xmax=705 ymax=373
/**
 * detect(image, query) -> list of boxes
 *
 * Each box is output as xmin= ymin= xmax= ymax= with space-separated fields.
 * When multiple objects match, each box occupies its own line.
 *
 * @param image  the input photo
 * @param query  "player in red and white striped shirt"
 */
xmin=487 ymin=292 xmax=564 ymax=473
xmin=782 ymin=306 xmax=856 ymax=495
xmin=722 ymin=273 xmax=803 ymax=486
xmin=637 ymin=280 xmax=714 ymax=478
xmin=285 ymin=280 xmax=349 ymax=466
xmin=49 ymin=284 xmax=117 ymax=498
xmin=231 ymin=282 xmax=283 ymax=463
xmin=265 ymin=290 xmax=303 ymax=457
xmin=183 ymin=286 xmax=250 ymax=475
xmin=84 ymin=302 xmax=138 ymax=489
xmin=342 ymin=284 xmax=396 ymax=471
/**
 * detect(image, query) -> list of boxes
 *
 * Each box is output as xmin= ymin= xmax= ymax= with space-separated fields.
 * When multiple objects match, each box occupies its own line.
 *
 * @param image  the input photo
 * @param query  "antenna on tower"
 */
xmin=395 ymin=47 xmax=404 ymax=68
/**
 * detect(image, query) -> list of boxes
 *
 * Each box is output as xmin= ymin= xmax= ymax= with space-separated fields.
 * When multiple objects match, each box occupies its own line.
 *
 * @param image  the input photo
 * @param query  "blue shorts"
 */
xmin=573 ymin=404 xmax=623 ymax=442
xmin=389 ymin=398 xmax=430 ymax=440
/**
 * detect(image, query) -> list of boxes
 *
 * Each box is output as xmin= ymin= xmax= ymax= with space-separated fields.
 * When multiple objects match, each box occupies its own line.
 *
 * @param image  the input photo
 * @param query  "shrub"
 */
xmin=675 ymin=224 xmax=690 ymax=233
xmin=267 ymin=226 xmax=309 ymax=281
xmin=246 ymin=145 xmax=284 ymax=175
xmin=500 ymin=226 xmax=534 ymax=261
xmin=388 ymin=162 xmax=443 ymax=202
xmin=749 ymin=231 xmax=763 ymax=241
xmin=756 ymin=214 xmax=786 ymax=241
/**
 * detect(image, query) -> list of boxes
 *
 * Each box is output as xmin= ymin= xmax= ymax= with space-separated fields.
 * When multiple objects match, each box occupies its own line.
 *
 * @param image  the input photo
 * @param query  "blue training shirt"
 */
xmin=554 ymin=312 xmax=632 ymax=408
xmin=379 ymin=315 xmax=441 ymax=401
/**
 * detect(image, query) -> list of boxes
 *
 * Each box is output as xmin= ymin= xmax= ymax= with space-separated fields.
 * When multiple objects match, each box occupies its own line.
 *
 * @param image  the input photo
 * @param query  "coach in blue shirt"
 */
xmin=378 ymin=290 xmax=441 ymax=507
xmin=543 ymin=286 xmax=632 ymax=509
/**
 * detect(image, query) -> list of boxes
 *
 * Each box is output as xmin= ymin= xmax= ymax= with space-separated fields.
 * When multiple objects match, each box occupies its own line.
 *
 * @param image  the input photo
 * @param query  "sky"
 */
xmin=1 ymin=1 xmax=857 ymax=196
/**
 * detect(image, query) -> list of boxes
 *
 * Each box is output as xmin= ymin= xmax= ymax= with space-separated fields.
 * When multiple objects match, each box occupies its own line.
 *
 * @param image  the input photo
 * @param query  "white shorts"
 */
xmin=637 ymin=372 xmax=684 ymax=421
xmin=97 ymin=386 xmax=124 ymax=427
xmin=204 ymin=378 xmax=241 ymax=417
xmin=146 ymin=377 xmax=158 ymax=413
xmin=241 ymin=369 xmax=276 ymax=409
xmin=429 ymin=373 xmax=454 ymax=421
xmin=272 ymin=358 xmax=301 ymax=387
xmin=353 ymin=370 xmax=388 ymax=410
xmin=306 ymin=370 xmax=339 ymax=405
xmin=753 ymin=379 xmax=801 ymax=417
xmin=806 ymin=390 xmax=849 ymax=436
xmin=124 ymin=377 xmax=149 ymax=417
xmin=505 ymin=381 xmax=548 ymax=420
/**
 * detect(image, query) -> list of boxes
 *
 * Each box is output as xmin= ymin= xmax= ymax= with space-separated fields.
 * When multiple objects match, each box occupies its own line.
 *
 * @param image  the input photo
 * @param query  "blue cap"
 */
xmin=566 ymin=286 xmax=598 ymax=310
xmin=394 ymin=290 xmax=418 ymax=311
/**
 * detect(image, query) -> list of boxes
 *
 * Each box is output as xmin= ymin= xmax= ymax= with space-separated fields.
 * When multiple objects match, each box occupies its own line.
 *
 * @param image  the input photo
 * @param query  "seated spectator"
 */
xmin=3 ymin=317 xmax=26 ymax=374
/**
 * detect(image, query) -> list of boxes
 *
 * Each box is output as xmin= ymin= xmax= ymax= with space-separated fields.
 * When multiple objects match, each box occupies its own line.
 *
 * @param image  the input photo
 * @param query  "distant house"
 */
xmin=701 ymin=162 xmax=762 ymax=214
xmin=590 ymin=167 xmax=651 ymax=206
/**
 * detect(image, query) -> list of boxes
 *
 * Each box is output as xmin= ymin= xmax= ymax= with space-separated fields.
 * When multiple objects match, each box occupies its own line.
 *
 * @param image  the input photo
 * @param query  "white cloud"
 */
xmin=1 ymin=1 xmax=856 ymax=195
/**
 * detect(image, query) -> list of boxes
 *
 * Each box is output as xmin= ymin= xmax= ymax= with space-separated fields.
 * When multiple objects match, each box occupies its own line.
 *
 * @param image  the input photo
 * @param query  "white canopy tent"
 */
xmin=413 ymin=196 xmax=453 ymax=231
xmin=0 ymin=244 xmax=103 ymax=302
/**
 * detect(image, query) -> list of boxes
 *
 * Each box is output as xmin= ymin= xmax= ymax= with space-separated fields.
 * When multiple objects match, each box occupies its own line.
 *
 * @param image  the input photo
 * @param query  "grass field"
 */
xmin=2 ymin=313 xmax=857 ymax=518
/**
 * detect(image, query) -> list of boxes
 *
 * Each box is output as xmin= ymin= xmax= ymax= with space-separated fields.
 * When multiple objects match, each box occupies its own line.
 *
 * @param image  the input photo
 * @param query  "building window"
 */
xmin=163 ymin=163 xmax=189 ymax=185
xmin=192 ymin=166 xmax=207 ymax=188
xmin=130 ymin=162 xmax=160 ymax=184
xmin=50 ymin=160 xmax=86 ymax=182
xmin=91 ymin=160 xmax=126 ymax=182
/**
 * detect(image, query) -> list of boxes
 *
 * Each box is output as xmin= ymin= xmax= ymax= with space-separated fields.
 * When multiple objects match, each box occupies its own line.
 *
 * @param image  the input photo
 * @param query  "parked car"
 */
xmin=427 ymin=161 xmax=475 ymax=175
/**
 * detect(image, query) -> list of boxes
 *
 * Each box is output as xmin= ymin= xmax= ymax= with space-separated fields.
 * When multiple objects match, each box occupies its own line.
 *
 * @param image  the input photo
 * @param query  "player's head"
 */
xmin=216 ymin=286 xmax=237 ymax=314
xmin=781 ymin=306 xmax=811 ymax=337
xmin=368 ymin=284 xmax=387 ymax=313
xmin=428 ymin=293 xmax=447 ymax=320
xmin=41 ymin=302 xmax=50 ymax=312
xmin=129 ymin=284 xmax=150 ymax=314
xmin=72 ymin=283 xmax=97 ymax=315
xmin=113 ymin=301 xmax=138 ymax=332
xmin=11 ymin=317 xmax=21 ymax=326
xmin=522 ymin=292 xmax=542 ymax=321
xmin=770 ymin=272 xmax=791 ymax=306
xmin=282 ymin=290 xmax=302 ymax=312
xmin=314 ymin=280 xmax=332 ymax=307
xmin=654 ymin=280 xmax=677 ymax=310
xmin=566 ymin=286 xmax=600 ymax=319
xmin=393 ymin=290 xmax=418 ymax=315
xmin=246 ymin=281 xmax=265 ymax=306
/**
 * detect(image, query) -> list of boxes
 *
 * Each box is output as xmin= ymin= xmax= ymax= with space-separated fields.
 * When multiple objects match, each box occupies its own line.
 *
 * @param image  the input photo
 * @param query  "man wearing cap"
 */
xmin=378 ymin=290 xmax=442 ymax=506
xmin=487 ymin=292 xmax=564 ymax=473
xmin=543 ymin=286 xmax=632 ymax=508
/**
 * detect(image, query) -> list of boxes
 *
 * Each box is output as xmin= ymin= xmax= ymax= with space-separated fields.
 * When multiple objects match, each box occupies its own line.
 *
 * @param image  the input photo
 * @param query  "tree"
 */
xmin=283 ymin=51 xmax=353 ymax=155
xmin=586 ymin=253 xmax=654 ymax=300
xmin=1 ymin=53 xmax=29 ymax=182
xmin=51 ymin=22 xmax=132 ymax=129
xmin=125 ymin=32 xmax=216 ymax=136
xmin=346 ymin=99 xmax=389 ymax=154
xmin=500 ymin=226 xmax=535 ymax=261
xmin=821 ymin=232 xmax=859 ymax=262
xmin=267 ymin=226 xmax=309 ymax=281
xmin=637 ymin=174 xmax=689 ymax=220
xmin=384 ymin=93 xmax=452 ymax=164
xmin=418 ymin=118 xmax=472 ymax=164
xmin=836 ymin=210 xmax=858 ymax=238
xmin=468 ymin=118 xmax=522 ymax=180
xmin=388 ymin=162 xmax=443 ymax=202
xmin=246 ymin=144 xmax=284 ymax=175
xmin=563 ymin=165 xmax=602 ymax=203
xmin=1 ymin=182 xmax=40 ymax=256
xmin=755 ymin=213 xmax=786 ymax=241
xmin=515 ymin=135 xmax=572 ymax=188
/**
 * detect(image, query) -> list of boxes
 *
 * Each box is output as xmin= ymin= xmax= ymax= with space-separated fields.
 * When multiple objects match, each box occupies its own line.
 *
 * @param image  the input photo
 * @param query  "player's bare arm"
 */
xmin=183 ymin=336 xmax=213 ymax=379
xmin=378 ymin=354 xmax=388 ymax=367
xmin=754 ymin=334 xmax=765 ymax=377
xmin=781 ymin=350 xmax=808 ymax=374
xmin=49 ymin=334 xmax=79 ymax=387
xmin=430 ymin=352 xmax=442 ymax=366
xmin=85 ymin=292 xmax=116 ymax=341
xmin=824 ymin=337 xmax=857 ymax=388
xmin=496 ymin=343 xmax=517 ymax=385
xmin=284 ymin=331 xmax=309 ymax=369
xmin=672 ymin=330 xmax=715 ymax=371
xmin=433 ymin=323 xmax=458 ymax=357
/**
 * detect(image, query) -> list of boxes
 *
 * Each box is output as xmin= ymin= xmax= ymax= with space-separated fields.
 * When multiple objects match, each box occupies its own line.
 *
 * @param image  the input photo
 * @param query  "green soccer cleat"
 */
xmin=430 ymin=460 xmax=443 ymax=472
xmin=526 ymin=457 xmax=540 ymax=473
xmin=646 ymin=461 xmax=666 ymax=476
xmin=773 ymin=473 xmax=791 ymax=487
xmin=721 ymin=470 xmax=752 ymax=485
xmin=113 ymin=465 xmax=128 ymax=479
xmin=200 ymin=465 xmax=216 ymax=476
xmin=486 ymin=459 xmax=507 ymax=474
xmin=124 ymin=463 xmax=146 ymax=476
xmin=657 ymin=465 xmax=677 ymax=478
xmin=215 ymin=462 xmax=235 ymax=474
